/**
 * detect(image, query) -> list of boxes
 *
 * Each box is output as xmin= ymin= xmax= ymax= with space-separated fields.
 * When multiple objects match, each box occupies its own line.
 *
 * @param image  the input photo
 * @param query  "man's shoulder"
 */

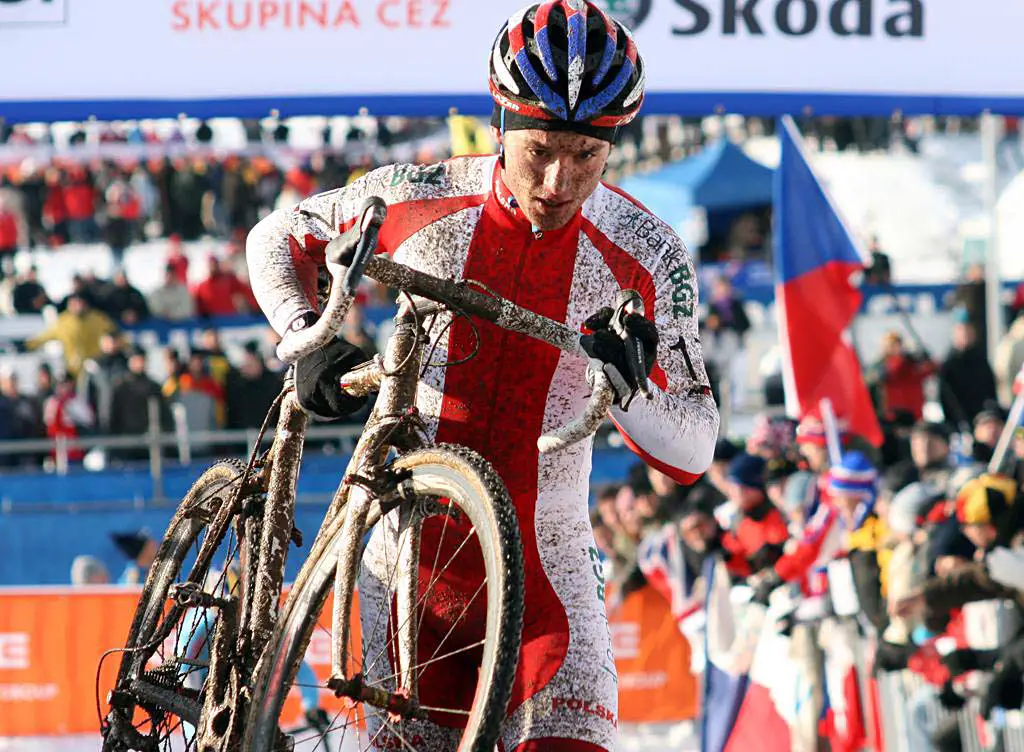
xmin=583 ymin=182 xmax=689 ymax=269
xmin=351 ymin=155 xmax=496 ymax=205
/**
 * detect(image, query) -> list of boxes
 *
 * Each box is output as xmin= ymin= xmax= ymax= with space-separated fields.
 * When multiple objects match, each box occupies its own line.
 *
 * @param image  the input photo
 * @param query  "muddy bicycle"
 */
xmin=99 ymin=197 xmax=642 ymax=752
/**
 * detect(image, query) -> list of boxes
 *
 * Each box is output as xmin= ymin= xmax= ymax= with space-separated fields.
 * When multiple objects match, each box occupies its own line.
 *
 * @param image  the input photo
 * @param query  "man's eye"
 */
xmin=531 ymin=149 xmax=548 ymax=158
xmin=579 ymin=151 xmax=596 ymax=161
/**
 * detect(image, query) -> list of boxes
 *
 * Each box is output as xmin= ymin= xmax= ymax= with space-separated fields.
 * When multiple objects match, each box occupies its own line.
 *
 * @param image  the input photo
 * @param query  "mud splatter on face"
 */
xmin=500 ymin=129 xmax=611 ymax=232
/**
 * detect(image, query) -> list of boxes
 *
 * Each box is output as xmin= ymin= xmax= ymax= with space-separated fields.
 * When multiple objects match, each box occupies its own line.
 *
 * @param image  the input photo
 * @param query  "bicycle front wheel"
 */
xmin=243 ymin=444 xmax=524 ymax=752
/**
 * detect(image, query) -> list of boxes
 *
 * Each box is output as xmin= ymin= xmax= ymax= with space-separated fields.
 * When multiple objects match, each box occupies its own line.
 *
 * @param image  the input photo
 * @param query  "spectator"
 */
xmin=195 ymin=328 xmax=231 ymax=390
xmin=64 ymin=167 xmax=98 ymax=244
xmin=42 ymin=374 xmax=94 ymax=462
xmin=950 ymin=264 xmax=988 ymax=356
xmin=995 ymin=313 xmax=1024 ymax=405
xmin=70 ymin=556 xmax=110 ymax=586
xmin=106 ymin=270 xmax=150 ymax=325
xmin=868 ymin=331 xmax=937 ymax=421
xmin=720 ymin=453 xmax=789 ymax=579
xmin=341 ymin=305 xmax=378 ymax=358
xmin=939 ymin=322 xmax=998 ymax=425
xmin=192 ymin=255 xmax=252 ymax=317
xmin=148 ymin=263 xmax=196 ymax=321
xmin=104 ymin=174 xmax=142 ymax=267
xmin=0 ymin=195 xmax=22 ymax=280
xmin=863 ymin=235 xmax=892 ymax=286
xmin=165 ymin=353 xmax=226 ymax=453
xmin=41 ymin=168 xmax=69 ymax=245
xmin=11 ymin=266 xmax=51 ymax=314
xmin=110 ymin=347 xmax=169 ymax=460
xmin=26 ymin=293 xmax=117 ymax=377
xmin=225 ymin=342 xmax=283 ymax=430
xmin=166 ymin=234 xmax=189 ymax=283
xmin=0 ymin=369 xmax=44 ymax=448
xmin=971 ymin=403 xmax=1006 ymax=464
xmin=111 ymin=530 xmax=159 ymax=585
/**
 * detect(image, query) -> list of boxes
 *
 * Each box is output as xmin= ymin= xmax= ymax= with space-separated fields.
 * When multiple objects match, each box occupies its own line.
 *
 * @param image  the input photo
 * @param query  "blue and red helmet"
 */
xmin=489 ymin=0 xmax=646 ymax=131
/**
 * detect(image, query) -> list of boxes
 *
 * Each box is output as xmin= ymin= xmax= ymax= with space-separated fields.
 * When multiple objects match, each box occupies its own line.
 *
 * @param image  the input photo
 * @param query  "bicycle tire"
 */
xmin=101 ymin=460 xmax=252 ymax=752
xmin=242 ymin=444 xmax=524 ymax=752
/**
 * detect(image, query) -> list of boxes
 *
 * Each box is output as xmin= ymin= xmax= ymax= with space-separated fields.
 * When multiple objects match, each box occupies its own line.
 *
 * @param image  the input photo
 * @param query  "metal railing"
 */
xmin=0 ymin=396 xmax=363 ymax=508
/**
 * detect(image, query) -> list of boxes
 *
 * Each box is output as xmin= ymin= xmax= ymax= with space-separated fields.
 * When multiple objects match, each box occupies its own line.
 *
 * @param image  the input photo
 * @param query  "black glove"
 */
xmin=751 ymin=570 xmax=783 ymax=606
xmin=581 ymin=307 xmax=658 ymax=407
xmin=874 ymin=641 xmax=915 ymax=673
xmin=937 ymin=680 xmax=967 ymax=711
xmin=294 ymin=337 xmax=369 ymax=419
xmin=941 ymin=648 xmax=998 ymax=678
xmin=981 ymin=660 xmax=1024 ymax=718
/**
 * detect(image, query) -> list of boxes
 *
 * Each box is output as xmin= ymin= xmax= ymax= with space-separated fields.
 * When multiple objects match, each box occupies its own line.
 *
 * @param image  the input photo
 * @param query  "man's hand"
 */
xmin=581 ymin=307 xmax=657 ymax=409
xmin=295 ymin=337 xmax=369 ymax=420
xmin=890 ymin=590 xmax=925 ymax=619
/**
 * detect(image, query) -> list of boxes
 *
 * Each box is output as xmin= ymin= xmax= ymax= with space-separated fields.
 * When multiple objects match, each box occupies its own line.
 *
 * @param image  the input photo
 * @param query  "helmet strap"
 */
xmin=498 ymin=108 xmax=507 ymax=167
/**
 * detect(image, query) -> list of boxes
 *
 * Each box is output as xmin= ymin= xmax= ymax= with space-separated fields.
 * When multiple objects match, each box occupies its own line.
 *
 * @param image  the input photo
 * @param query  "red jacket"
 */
xmin=0 ymin=210 xmax=18 ymax=250
xmin=193 ymin=273 xmax=249 ymax=317
xmin=723 ymin=501 xmax=790 ymax=579
xmin=878 ymin=354 xmax=936 ymax=419
xmin=64 ymin=182 xmax=96 ymax=222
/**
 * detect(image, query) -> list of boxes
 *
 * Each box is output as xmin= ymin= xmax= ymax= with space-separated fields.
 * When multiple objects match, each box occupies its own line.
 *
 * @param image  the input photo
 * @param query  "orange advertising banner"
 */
xmin=2 ymin=582 xmax=698 ymax=737
xmin=0 ymin=586 xmax=358 ymax=738
xmin=608 ymin=583 xmax=699 ymax=724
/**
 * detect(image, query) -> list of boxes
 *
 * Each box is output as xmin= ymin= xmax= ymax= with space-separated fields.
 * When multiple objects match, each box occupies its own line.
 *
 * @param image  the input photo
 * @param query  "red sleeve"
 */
xmin=722 ymin=532 xmax=751 ymax=578
xmin=775 ymin=504 xmax=839 ymax=583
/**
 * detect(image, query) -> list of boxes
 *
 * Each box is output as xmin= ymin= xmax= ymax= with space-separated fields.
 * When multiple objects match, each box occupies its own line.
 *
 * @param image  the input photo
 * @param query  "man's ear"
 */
xmin=491 ymin=125 xmax=505 ymax=165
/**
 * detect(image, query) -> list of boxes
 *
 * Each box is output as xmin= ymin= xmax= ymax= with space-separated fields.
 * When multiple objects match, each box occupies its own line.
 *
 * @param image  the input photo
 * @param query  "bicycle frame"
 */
xmin=249 ymin=235 xmax=624 ymax=718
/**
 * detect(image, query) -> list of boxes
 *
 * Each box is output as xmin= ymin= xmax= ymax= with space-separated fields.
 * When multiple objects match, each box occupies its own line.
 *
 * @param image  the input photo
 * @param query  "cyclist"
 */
xmin=247 ymin=2 xmax=719 ymax=749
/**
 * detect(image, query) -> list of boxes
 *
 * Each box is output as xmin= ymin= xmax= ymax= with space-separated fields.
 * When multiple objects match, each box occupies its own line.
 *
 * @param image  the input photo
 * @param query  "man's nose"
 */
xmin=542 ymin=159 xmax=571 ymax=195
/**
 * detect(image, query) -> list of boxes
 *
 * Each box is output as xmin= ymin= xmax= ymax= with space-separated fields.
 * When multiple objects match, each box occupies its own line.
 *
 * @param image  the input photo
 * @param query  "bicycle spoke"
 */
xmin=417 ymin=705 xmax=471 ymax=716
xmin=381 ymin=720 xmax=419 ymax=752
xmin=361 ymin=510 xmax=414 ymax=678
xmin=371 ymin=638 xmax=486 ymax=687
xmin=416 ymin=497 xmax=454 ymax=638
xmin=364 ymin=524 xmax=478 ymax=680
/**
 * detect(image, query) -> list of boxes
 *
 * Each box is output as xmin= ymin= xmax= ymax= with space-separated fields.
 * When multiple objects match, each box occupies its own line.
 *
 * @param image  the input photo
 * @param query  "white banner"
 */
xmin=2 ymin=0 xmax=1024 ymax=120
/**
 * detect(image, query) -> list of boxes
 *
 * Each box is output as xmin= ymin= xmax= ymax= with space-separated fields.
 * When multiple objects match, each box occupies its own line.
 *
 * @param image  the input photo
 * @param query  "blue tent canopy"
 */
xmin=616 ymin=140 xmax=774 ymax=230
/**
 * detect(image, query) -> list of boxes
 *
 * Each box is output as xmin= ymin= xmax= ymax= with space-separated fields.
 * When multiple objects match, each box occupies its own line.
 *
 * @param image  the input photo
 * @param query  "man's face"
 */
xmin=911 ymin=433 xmax=947 ymax=469
xmin=498 ymin=128 xmax=611 ymax=232
xmin=729 ymin=482 xmax=765 ymax=511
xmin=800 ymin=443 xmax=830 ymax=474
xmin=679 ymin=512 xmax=716 ymax=553
xmin=975 ymin=418 xmax=1004 ymax=447
xmin=962 ymin=523 xmax=997 ymax=552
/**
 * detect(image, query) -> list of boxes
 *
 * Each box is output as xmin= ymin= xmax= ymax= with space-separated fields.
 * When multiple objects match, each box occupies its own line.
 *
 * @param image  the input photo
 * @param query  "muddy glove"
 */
xmin=581 ymin=307 xmax=658 ymax=408
xmin=294 ymin=337 xmax=369 ymax=419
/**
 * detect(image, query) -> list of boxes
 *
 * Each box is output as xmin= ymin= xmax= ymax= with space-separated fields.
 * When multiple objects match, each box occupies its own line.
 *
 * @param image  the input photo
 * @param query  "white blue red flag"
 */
xmin=773 ymin=116 xmax=883 ymax=447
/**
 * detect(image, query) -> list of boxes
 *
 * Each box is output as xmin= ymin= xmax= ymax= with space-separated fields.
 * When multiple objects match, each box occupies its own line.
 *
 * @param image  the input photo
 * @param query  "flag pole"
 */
xmin=820 ymin=398 xmax=844 ymax=466
xmin=982 ymin=111 xmax=1004 ymax=364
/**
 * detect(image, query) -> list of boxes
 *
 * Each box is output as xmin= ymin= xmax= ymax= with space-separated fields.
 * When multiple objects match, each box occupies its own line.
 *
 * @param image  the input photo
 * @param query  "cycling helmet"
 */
xmin=488 ymin=0 xmax=646 ymax=133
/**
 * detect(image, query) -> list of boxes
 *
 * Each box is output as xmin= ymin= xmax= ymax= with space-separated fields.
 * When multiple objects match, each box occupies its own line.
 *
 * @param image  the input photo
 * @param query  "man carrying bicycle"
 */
xmin=247 ymin=2 xmax=719 ymax=749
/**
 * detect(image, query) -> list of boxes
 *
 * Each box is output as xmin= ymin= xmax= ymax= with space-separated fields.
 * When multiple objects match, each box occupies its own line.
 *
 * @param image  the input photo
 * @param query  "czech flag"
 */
xmin=774 ymin=116 xmax=883 ymax=447
xmin=701 ymin=555 xmax=793 ymax=752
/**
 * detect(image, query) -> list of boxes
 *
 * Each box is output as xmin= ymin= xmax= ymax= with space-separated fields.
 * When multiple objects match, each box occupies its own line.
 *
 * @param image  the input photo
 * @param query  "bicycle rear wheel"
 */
xmin=101 ymin=461 xmax=257 ymax=752
xmin=243 ymin=444 xmax=524 ymax=752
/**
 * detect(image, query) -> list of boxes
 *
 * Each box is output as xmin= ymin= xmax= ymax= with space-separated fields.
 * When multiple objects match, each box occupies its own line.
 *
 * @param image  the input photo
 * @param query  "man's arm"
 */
xmin=921 ymin=560 xmax=1018 ymax=626
xmin=246 ymin=166 xmax=400 ymax=337
xmin=607 ymin=246 xmax=719 ymax=485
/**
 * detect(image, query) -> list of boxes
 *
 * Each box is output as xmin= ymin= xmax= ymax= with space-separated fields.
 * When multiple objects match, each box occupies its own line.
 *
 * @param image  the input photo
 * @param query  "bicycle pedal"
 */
xmin=290 ymin=525 xmax=303 ymax=548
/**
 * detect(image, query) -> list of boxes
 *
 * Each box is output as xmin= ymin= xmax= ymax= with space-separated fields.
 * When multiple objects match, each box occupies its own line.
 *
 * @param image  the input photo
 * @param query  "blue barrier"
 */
xmin=1 ymin=448 xmax=640 ymax=585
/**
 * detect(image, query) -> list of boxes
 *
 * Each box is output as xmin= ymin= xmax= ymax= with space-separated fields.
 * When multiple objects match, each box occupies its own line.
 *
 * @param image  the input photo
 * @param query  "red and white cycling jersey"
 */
xmin=247 ymin=154 xmax=719 ymax=751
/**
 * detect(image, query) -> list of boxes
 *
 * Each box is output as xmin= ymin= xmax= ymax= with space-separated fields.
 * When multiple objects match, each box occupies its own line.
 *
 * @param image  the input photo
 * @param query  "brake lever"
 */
xmin=609 ymin=289 xmax=652 ymax=404
xmin=325 ymin=196 xmax=388 ymax=295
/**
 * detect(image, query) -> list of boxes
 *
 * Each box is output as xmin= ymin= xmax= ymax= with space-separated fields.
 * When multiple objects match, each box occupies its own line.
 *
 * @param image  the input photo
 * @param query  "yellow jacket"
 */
xmin=27 ymin=310 xmax=117 ymax=376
